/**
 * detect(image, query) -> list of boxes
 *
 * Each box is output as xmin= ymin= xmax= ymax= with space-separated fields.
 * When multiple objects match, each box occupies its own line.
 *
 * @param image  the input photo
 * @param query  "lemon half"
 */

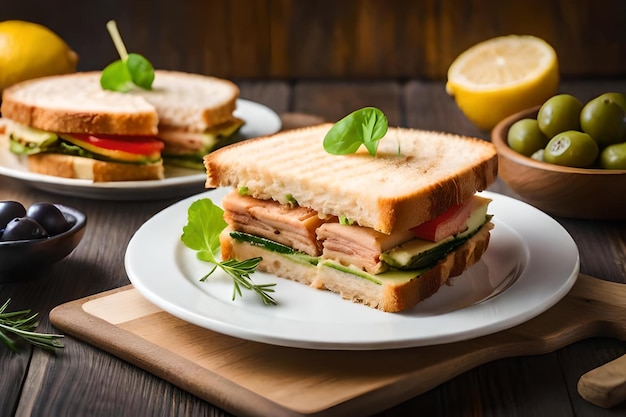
xmin=446 ymin=35 xmax=559 ymax=131
xmin=0 ymin=20 xmax=78 ymax=92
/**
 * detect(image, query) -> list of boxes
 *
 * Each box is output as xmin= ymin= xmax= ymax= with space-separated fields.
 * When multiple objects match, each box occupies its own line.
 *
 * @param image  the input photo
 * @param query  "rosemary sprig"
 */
xmin=182 ymin=198 xmax=277 ymax=305
xmin=0 ymin=299 xmax=64 ymax=352
xmin=200 ymin=257 xmax=276 ymax=305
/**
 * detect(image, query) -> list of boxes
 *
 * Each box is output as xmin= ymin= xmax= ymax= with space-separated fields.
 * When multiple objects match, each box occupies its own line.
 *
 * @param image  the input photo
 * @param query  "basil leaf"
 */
xmin=100 ymin=20 xmax=155 ymax=92
xmin=361 ymin=108 xmax=388 ymax=156
xmin=181 ymin=199 xmax=227 ymax=263
xmin=100 ymin=60 xmax=134 ymax=92
xmin=127 ymin=53 xmax=155 ymax=90
xmin=323 ymin=107 xmax=388 ymax=156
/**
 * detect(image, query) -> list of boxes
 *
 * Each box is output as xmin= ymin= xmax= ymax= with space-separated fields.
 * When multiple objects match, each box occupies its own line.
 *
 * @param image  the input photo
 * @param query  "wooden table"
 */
xmin=2 ymin=78 xmax=626 ymax=417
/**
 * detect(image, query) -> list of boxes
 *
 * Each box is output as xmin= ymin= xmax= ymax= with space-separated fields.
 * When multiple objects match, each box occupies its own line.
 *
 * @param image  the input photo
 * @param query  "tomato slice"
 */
xmin=410 ymin=199 xmax=473 ymax=242
xmin=70 ymin=133 xmax=164 ymax=156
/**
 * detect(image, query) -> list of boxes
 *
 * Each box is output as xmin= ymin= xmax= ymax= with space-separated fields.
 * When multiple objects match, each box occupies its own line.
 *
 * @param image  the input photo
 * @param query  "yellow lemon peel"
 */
xmin=0 ymin=20 xmax=78 ymax=91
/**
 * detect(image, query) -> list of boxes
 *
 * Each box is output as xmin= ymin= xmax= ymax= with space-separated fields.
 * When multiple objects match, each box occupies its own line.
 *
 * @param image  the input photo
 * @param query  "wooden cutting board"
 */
xmin=49 ymin=273 xmax=626 ymax=417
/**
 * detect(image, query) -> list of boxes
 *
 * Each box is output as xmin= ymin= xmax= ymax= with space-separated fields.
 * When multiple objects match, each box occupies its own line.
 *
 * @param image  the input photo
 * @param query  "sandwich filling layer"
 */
xmin=221 ymin=190 xmax=492 ymax=281
xmin=159 ymin=118 xmax=245 ymax=169
xmin=5 ymin=121 xmax=163 ymax=165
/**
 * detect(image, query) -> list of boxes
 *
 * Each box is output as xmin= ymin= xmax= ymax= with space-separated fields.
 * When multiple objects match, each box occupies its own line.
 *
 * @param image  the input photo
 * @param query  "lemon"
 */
xmin=0 ymin=20 xmax=78 ymax=91
xmin=446 ymin=35 xmax=559 ymax=131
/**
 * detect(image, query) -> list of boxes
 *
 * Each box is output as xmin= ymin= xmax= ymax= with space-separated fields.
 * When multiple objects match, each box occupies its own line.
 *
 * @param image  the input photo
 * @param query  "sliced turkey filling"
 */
xmin=317 ymin=195 xmax=492 ymax=274
xmin=222 ymin=190 xmax=326 ymax=256
xmin=158 ymin=118 xmax=244 ymax=155
xmin=317 ymin=223 xmax=415 ymax=274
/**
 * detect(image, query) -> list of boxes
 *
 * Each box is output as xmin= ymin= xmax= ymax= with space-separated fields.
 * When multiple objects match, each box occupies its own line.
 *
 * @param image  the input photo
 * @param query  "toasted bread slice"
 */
xmin=141 ymin=70 xmax=239 ymax=132
xmin=1 ymin=73 xmax=159 ymax=136
xmin=220 ymin=227 xmax=322 ymax=288
xmin=0 ymin=70 xmax=240 ymax=136
xmin=205 ymin=124 xmax=498 ymax=234
xmin=27 ymin=154 xmax=164 ymax=182
xmin=220 ymin=222 xmax=493 ymax=312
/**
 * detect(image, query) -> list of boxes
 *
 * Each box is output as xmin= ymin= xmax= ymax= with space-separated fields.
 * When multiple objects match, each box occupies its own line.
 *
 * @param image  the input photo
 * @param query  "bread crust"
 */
xmin=0 ymin=70 xmax=240 ymax=135
xmin=1 ymin=72 xmax=159 ymax=135
xmin=27 ymin=154 xmax=164 ymax=182
xmin=205 ymin=124 xmax=498 ymax=233
xmin=221 ymin=222 xmax=493 ymax=312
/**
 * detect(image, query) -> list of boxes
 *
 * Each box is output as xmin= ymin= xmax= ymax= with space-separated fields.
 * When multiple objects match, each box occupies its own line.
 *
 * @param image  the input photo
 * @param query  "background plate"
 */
xmin=0 ymin=99 xmax=281 ymax=200
xmin=125 ymin=189 xmax=580 ymax=350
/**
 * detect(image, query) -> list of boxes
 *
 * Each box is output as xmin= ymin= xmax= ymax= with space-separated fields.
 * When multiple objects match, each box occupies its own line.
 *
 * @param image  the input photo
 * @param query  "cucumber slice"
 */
xmin=381 ymin=216 xmax=492 ymax=270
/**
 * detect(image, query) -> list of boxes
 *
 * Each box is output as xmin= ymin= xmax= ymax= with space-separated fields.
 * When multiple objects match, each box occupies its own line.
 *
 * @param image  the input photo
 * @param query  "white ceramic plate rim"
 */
xmin=125 ymin=189 xmax=580 ymax=350
xmin=0 ymin=99 xmax=281 ymax=200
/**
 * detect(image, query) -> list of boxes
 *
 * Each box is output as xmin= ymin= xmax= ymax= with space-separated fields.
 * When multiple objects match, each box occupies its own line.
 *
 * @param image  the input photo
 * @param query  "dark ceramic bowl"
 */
xmin=0 ymin=204 xmax=87 ymax=282
xmin=492 ymin=107 xmax=626 ymax=220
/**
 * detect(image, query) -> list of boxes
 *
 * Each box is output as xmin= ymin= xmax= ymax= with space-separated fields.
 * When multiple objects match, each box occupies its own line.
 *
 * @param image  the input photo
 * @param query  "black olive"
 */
xmin=26 ymin=203 xmax=71 ymax=236
xmin=0 ymin=201 xmax=27 ymax=230
xmin=2 ymin=217 xmax=48 ymax=242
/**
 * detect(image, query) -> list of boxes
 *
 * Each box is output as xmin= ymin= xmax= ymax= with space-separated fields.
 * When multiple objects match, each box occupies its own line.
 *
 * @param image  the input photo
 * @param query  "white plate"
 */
xmin=0 ymin=99 xmax=281 ymax=200
xmin=125 ymin=189 xmax=580 ymax=350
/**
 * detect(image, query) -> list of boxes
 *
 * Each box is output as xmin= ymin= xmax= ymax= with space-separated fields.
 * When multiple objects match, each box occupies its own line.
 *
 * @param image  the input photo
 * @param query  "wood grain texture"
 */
xmin=1 ymin=0 xmax=625 ymax=79
xmin=47 ymin=274 xmax=626 ymax=417
xmin=579 ymin=354 xmax=626 ymax=408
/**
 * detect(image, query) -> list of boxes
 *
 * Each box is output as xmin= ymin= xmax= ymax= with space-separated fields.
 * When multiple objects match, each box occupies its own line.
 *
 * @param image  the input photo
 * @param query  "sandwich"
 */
xmin=203 ymin=123 xmax=498 ymax=312
xmin=0 ymin=70 xmax=242 ymax=181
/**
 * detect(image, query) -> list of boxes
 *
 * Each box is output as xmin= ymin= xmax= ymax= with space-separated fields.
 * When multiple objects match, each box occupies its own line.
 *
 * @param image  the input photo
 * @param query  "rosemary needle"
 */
xmin=0 ymin=299 xmax=64 ymax=352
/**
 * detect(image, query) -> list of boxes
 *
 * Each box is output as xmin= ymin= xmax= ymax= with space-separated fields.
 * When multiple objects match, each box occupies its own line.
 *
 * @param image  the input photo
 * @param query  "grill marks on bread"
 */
xmin=204 ymin=123 xmax=498 ymax=234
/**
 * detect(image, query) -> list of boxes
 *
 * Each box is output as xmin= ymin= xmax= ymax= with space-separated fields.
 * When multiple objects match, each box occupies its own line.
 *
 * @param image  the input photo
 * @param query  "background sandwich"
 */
xmin=142 ymin=70 xmax=243 ymax=169
xmin=204 ymin=123 xmax=498 ymax=312
xmin=0 ymin=70 xmax=242 ymax=181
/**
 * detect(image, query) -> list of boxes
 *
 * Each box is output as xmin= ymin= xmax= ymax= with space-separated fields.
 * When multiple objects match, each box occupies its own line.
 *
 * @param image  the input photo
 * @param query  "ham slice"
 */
xmin=317 ymin=223 xmax=414 ymax=274
xmin=222 ymin=190 xmax=326 ymax=256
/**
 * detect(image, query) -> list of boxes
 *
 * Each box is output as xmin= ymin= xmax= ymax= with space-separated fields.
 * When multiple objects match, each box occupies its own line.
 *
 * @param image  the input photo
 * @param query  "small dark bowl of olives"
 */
xmin=0 ymin=201 xmax=87 ymax=281
xmin=492 ymin=97 xmax=626 ymax=220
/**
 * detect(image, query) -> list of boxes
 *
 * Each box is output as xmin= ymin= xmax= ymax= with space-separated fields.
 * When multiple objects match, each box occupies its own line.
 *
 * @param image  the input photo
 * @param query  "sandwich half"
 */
xmin=0 ymin=70 xmax=242 ymax=181
xmin=140 ymin=71 xmax=244 ymax=169
xmin=204 ymin=123 xmax=498 ymax=312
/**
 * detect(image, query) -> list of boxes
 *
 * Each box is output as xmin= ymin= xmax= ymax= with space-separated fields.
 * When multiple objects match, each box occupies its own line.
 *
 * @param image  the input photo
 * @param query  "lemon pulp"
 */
xmin=446 ymin=35 xmax=559 ymax=131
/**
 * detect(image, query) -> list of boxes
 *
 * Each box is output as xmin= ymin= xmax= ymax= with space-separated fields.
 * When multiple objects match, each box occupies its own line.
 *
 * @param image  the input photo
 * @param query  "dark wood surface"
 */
xmin=2 ymin=78 xmax=626 ymax=417
xmin=2 ymin=0 xmax=625 ymax=79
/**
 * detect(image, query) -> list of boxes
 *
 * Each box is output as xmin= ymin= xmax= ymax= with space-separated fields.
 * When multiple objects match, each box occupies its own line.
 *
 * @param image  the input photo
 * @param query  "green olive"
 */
xmin=543 ymin=130 xmax=599 ymax=168
xmin=507 ymin=118 xmax=549 ymax=156
xmin=598 ymin=92 xmax=626 ymax=111
xmin=600 ymin=142 xmax=626 ymax=169
xmin=580 ymin=95 xmax=626 ymax=147
xmin=596 ymin=92 xmax=626 ymax=140
xmin=537 ymin=94 xmax=583 ymax=138
xmin=531 ymin=149 xmax=545 ymax=161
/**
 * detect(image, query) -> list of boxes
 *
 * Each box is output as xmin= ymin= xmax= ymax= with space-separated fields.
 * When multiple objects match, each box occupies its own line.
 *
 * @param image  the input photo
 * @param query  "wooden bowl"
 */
xmin=491 ymin=107 xmax=626 ymax=220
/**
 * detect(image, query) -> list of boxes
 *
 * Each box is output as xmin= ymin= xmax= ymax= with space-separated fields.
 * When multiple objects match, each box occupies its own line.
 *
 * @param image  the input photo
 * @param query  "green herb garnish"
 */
xmin=323 ymin=107 xmax=388 ymax=156
xmin=338 ymin=215 xmax=354 ymax=225
xmin=0 ymin=299 xmax=64 ymax=352
xmin=285 ymin=194 xmax=298 ymax=207
xmin=100 ymin=20 xmax=155 ymax=92
xmin=181 ymin=198 xmax=277 ymax=305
